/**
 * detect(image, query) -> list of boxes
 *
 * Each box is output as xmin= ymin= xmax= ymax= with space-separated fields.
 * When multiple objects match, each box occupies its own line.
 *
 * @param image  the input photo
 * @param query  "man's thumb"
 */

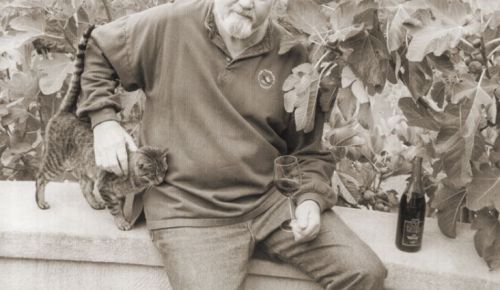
xmin=297 ymin=211 xmax=308 ymax=230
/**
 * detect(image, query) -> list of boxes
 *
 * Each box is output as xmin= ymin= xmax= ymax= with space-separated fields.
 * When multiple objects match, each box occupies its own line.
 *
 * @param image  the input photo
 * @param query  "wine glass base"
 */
xmin=280 ymin=219 xmax=293 ymax=232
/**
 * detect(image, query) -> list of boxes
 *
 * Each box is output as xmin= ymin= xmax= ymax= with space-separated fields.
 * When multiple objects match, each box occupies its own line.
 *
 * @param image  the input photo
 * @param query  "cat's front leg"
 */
xmin=35 ymin=177 xmax=50 ymax=209
xmin=113 ymin=213 xmax=133 ymax=231
xmin=79 ymin=176 xmax=105 ymax=210
xmin=99 ymin=188 xmax=132 ymax=231
xmin=105 ymin=194 xmax=132 ymax=231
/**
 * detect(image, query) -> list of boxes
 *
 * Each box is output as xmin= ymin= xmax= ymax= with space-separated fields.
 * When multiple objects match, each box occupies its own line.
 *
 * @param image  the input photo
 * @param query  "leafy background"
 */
xmin=275 ymin=0 xmax=500 ymax=269
xmin=0 ymin=0 xmax=162 ymax=180
xmin=1 ymin=0 xmax=500 ymax=269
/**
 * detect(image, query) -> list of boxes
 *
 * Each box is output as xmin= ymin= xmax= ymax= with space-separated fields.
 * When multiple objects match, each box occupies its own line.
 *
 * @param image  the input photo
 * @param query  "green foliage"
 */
xmin=283 ymin=63 xmax=321 ymax=132
xmin=2 ymin=0 xmax=500 ymax=270
xmin=0 ymin=0 xmax=167 ymax=180
xmin=467 ymin=166 xmax=500 ymax=212
xmin=279 ymin=0 xmax=500 ymax=269
xmin=473 ymin=208 xmax=500 ymax=270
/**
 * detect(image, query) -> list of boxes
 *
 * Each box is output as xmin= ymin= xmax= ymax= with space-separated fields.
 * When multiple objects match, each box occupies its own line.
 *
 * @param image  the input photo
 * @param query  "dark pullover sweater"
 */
xmin=76 ymin=0 xmax=336 ymax=229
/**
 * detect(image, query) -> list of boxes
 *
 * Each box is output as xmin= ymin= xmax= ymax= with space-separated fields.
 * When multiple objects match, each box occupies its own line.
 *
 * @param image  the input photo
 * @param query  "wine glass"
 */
xmin=274 ymin=155 xmax=302 ymax=231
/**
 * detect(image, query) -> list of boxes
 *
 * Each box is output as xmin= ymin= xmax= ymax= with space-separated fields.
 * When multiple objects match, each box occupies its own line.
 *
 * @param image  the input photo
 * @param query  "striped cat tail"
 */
xmin=57 ymin=25 xmax=96 ymax=114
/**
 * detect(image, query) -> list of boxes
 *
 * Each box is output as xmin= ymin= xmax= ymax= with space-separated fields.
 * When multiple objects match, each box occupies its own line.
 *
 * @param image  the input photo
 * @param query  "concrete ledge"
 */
xmin=0 ymin=181 xmax=499 ymax=289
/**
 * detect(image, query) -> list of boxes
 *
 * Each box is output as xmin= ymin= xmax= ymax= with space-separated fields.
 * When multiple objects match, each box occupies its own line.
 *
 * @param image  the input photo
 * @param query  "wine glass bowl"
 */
xmin=274 ymin=155 xmax=302 ymax=231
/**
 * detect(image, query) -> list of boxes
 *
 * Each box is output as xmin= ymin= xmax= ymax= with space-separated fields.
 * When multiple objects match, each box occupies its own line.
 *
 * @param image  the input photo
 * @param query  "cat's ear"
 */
xmin=161 ymin=148 xmax=169 ymax=163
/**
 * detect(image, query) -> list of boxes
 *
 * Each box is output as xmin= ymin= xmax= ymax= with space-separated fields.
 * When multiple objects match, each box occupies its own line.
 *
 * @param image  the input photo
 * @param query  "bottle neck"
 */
xmin=408 ymin=157 xmax=424 ymax=198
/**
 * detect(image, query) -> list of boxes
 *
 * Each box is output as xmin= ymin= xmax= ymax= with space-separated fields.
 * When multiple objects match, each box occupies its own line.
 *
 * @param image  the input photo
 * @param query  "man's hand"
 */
xmin=93 ymin=120 xmax=138 ymax=176
xmin=291 ymin=200 xmax=321 ymax=243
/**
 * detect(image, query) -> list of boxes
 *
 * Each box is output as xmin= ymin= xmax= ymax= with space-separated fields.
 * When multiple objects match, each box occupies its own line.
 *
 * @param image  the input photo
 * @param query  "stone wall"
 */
xmin=0 ymin=181 xmax=499 ymax=289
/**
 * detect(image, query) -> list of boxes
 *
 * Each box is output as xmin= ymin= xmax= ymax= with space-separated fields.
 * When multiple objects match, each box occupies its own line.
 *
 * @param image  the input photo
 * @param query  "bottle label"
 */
xmin=402 ymin=218 xmax=423 ymax=247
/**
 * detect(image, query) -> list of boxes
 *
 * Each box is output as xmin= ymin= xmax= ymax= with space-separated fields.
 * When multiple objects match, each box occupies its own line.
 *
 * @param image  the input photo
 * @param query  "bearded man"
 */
xmin=76 ymin=0 xmax=387 ymax=289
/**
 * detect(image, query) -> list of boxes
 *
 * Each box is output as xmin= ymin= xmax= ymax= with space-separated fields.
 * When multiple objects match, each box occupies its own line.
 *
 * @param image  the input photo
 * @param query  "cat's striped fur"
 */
xmin=35 ymin=25 xmax=168 ymax=231
xmin=57 ymin=25 xmax=95 ymax=115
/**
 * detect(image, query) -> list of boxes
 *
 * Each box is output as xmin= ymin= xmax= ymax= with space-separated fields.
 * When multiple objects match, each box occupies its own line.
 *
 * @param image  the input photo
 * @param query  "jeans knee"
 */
xmin=322 ymin=258 xmax=387 ymax=290
xmin=357 ymin=259 xmax=387 ymax=290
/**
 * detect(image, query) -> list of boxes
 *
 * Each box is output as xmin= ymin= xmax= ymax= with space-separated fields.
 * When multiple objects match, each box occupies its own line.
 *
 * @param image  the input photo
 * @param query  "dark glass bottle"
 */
xmin=396 ymin=157 xmax=426 ymax=252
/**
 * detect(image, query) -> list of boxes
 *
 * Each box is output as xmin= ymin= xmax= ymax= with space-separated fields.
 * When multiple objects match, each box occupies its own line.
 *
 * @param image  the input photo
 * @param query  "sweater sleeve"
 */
xmin=285 ymin=109 xmax=337 ymax=212
xmin=77 ymin=17 xmax=127 ymax=126
xmin=77 ymin=10 xmax=157 ymax=127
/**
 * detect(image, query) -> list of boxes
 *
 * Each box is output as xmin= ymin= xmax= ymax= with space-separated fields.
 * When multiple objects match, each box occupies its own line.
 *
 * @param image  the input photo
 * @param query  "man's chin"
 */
xmin=228 ymin=29 xmax=253 ymax=40
xmin=225 ymin=20 xmax=254 ymax=39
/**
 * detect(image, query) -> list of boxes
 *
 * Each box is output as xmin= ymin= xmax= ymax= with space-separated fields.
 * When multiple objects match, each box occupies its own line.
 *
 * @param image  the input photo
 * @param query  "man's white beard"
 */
xmin=221 ymin=13 xmax=253 ymax=40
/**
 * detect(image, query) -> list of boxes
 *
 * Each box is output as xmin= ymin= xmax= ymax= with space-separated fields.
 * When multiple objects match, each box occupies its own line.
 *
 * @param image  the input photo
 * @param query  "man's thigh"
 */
xmin=151 ymin=223 xmax=254 ymax=290
xmin=260 ymin=209 xmax=387 ymax=290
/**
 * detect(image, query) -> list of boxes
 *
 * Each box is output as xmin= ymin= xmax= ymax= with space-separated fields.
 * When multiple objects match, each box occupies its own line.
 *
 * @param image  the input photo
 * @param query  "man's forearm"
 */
xmin=286 ymin=111 xmax=337 ymax=212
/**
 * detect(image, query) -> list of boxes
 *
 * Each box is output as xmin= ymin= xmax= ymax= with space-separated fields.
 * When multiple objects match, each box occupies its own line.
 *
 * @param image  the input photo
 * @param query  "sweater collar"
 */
xmin=204 ymin=3 xmax=275 ymax=60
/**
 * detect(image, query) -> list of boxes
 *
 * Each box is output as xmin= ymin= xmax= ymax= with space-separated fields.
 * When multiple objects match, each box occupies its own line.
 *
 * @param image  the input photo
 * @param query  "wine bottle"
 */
xmin=396 ymin=157 xmax=426 ymax=252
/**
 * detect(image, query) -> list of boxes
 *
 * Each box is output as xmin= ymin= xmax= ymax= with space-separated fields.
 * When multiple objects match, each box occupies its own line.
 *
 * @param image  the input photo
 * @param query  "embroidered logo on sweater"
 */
xmin=257 ymin=69 xmax=275 ymax=89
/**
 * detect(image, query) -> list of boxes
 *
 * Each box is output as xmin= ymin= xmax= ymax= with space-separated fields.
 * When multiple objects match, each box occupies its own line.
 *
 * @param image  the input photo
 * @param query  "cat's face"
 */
xmin=134 ymin=147 xmax=169 ymax=185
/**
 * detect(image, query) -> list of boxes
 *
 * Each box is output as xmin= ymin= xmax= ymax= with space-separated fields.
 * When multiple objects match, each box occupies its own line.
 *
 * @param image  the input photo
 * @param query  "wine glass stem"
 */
xmin=288 ymin=197 xmax=296 ymax=221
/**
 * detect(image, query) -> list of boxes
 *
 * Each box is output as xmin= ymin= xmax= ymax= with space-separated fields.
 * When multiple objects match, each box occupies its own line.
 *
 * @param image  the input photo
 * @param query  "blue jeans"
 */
xmin=151 ymin=197 xmax=387 ymax=290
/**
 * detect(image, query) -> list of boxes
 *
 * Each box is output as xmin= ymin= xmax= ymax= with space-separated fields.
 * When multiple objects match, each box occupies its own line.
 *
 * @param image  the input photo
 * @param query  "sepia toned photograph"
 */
xmin=1 ymin=0 xmax=500 ymax=289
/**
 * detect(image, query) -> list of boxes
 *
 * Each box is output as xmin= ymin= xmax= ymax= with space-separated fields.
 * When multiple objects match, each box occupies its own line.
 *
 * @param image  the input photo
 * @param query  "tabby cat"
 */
xmin=35 ymin=25 xmax=168 ymax=231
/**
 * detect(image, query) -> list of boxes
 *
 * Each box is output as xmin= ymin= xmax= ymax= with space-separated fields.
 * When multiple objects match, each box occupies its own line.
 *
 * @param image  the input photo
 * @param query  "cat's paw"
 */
xmin=37 ymin=201 xmax=50 ymax=210
xmin=89 ymin=200 xmax=106 ymax=210
xmin=114 ymin=216 xmax=132 ymax=231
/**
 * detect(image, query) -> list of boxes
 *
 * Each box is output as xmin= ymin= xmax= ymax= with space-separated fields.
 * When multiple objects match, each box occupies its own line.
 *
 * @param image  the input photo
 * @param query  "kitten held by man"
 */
xmin=35 ymin=25 xmax=168 ymax=231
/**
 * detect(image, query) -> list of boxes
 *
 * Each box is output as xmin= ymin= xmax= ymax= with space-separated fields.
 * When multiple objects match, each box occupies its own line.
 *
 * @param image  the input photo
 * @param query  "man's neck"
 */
xmin=215 ymin=17 xmax=269 ymax=59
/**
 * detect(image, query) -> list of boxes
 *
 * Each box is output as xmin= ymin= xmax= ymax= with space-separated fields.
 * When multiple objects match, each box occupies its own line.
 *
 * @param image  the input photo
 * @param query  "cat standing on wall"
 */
xmin=35 ymin=25 xmax=169 ymax=231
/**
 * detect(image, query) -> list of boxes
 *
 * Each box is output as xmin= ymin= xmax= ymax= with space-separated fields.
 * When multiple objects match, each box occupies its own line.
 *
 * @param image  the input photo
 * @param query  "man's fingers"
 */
xmin=109 ymin=163 xmax=123 ymax=176
xmin=92 ymin=121 xmax=133 ymax=176
xmin=94 ymin=149 xmax=103 ymax=168
xmin=116 ymin=153 xmax=125 ymax=176
xmin=104 ymin=151 xmax=123 ymax=176
xmin=291 ymin=219 xmax=311 ymax=242
xmin=308 ymin=210 xmax=320 ymax=232
xmin=297 ymin=214 xmax=308 ymax=230
xmin=299 ymin=213 xmax=320 ymax=237
xmin=116 ymin=145 xmax=128 ymax=175
xmin=290 ymin=220 xmax=303 ymax=241
xmin=295 ymin=205 xmax=309 ymax=230
xmin=291 ymin=208 xmax=321 ymax=243
xmin=124 ymin=134 xmax=138 ymax=152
